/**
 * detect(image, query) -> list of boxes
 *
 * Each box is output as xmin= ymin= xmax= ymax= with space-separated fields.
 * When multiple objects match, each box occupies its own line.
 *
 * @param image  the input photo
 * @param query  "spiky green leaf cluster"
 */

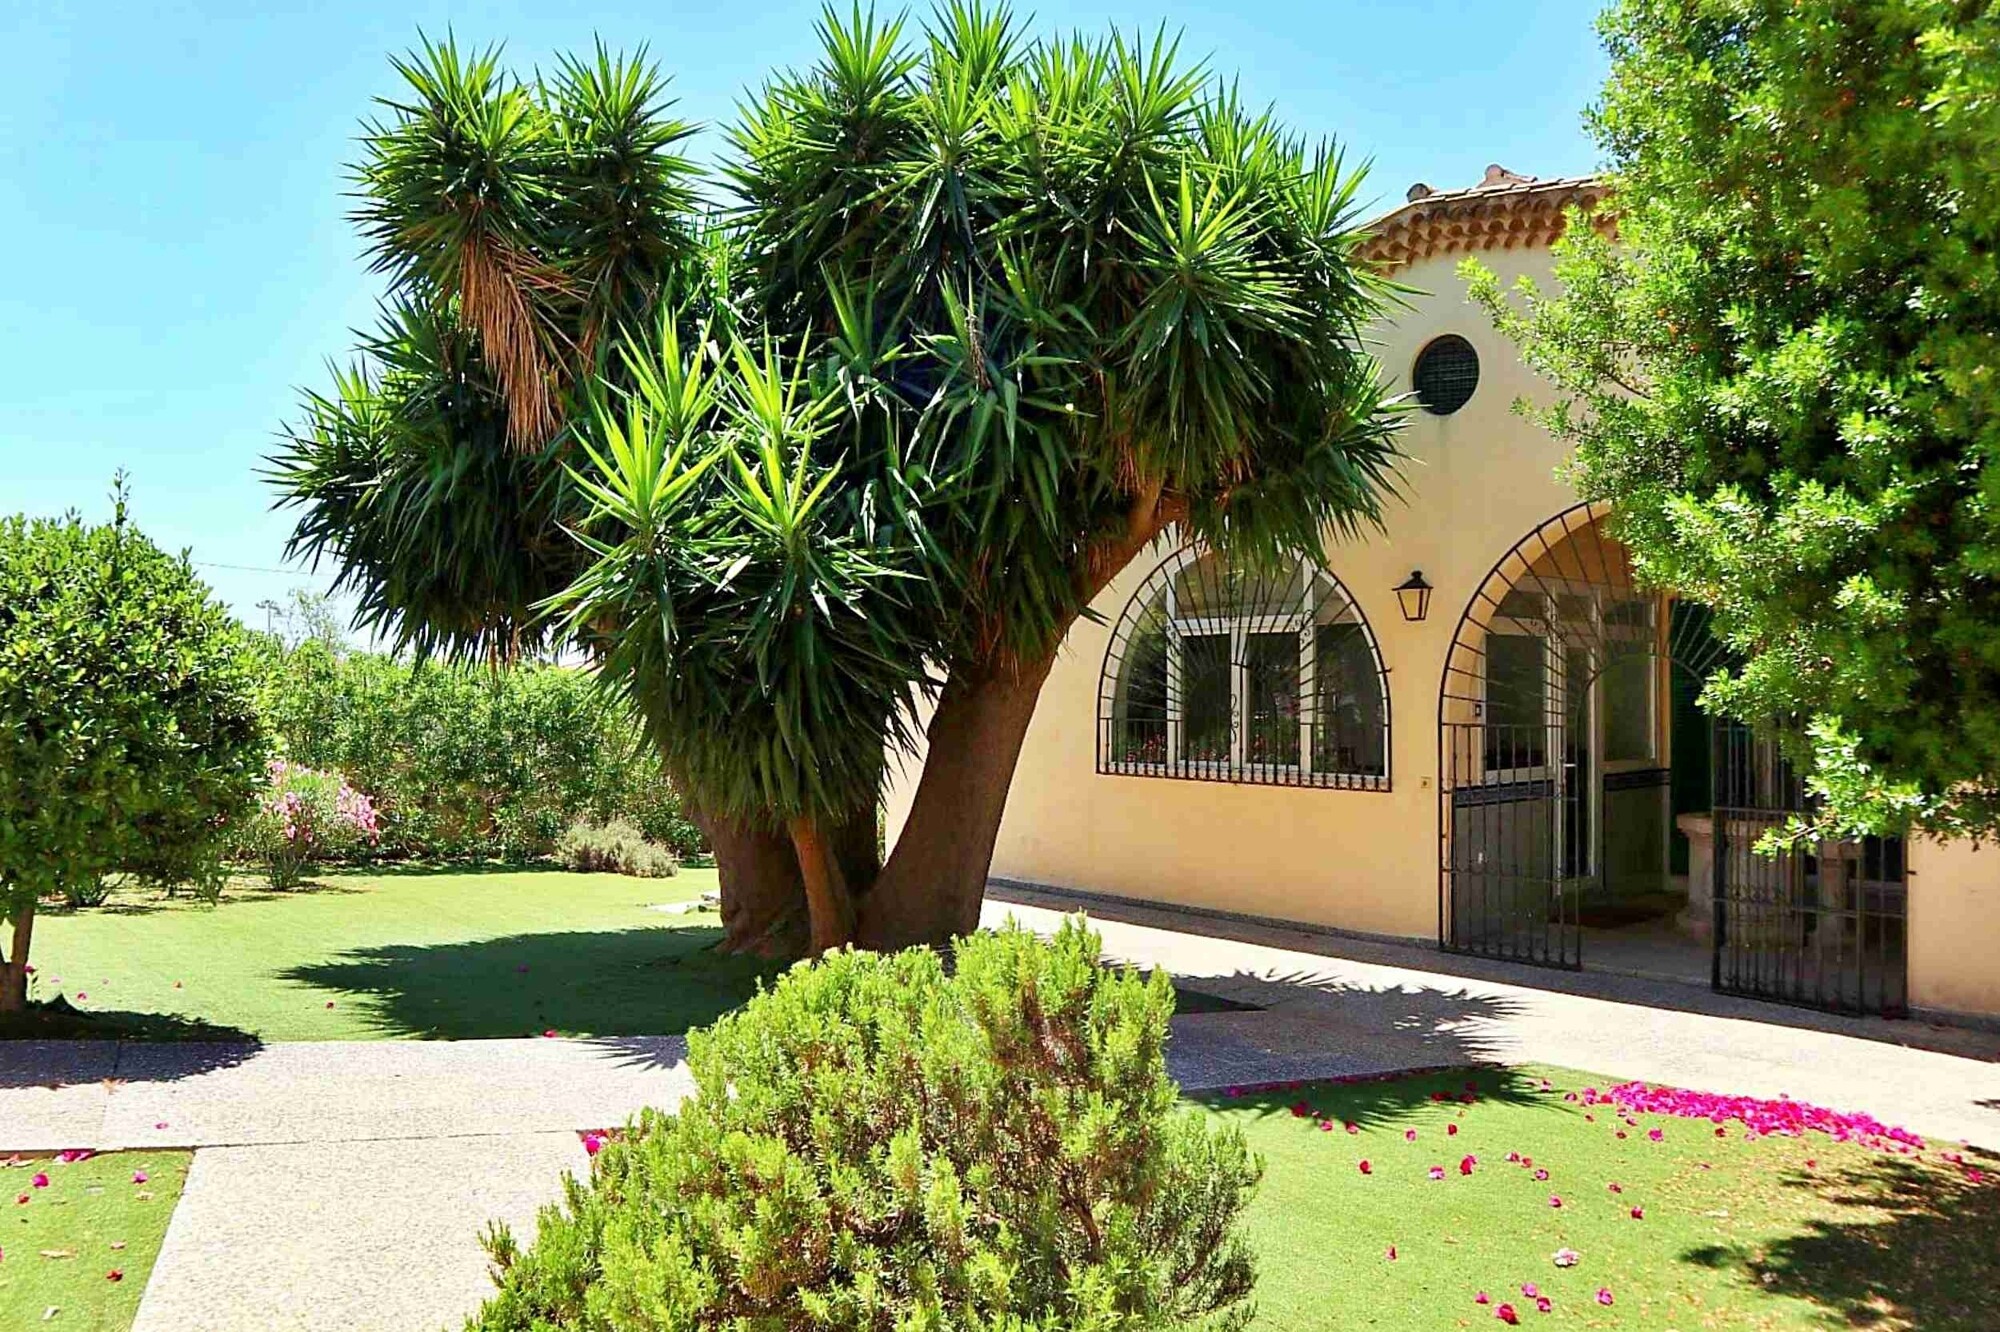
xmin=1467 ymin=0 xmax=2000 ymax=838
xmin=470 ymin=919 xmax=1261 ymax=1331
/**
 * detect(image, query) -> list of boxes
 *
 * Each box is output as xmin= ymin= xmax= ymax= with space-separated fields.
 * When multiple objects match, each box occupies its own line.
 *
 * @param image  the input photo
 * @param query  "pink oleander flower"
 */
xmin=1520 ymin=1282 xmax=1539 ymax=1299
xmin=1495 ymin=1302 xmax=1519 ymax=1324
xmin=1548 ymin=1195 xmax=1563 ymax=1208
xmin=1460 ymin=1155 xmax=1476 ymax=1176
xmin=1534 ymin=1296 xmax=1552 ymax=1314
xmin=1448 ymin=1123 xmax=1459 ymax=1136
xmin=582 ymin=1133 xmax=606 ymax=1156
xmin=1428 ymin=1166 xmax=1445 ymax=1181
xmin=1344 ymin=1121 xmax=1359 ymax=1134
xmin=1358 ymin=1160 xmax=1372 ymax=1175
xmin=1474 ymin=1291 xmax=1490 ymax=1305
xmin=132 ymin=1171 xmax=147 ymax=1184
xmin=1648 ymin=1128 xmax=1664 ymax=1142
xmin=31 ymin=1174 xmax=48 ymax=1189
xmin=1533 ymin=1169 xmax=1549 ymax=1182
xmin=1630 ymin=1205 xmax=1644 ymax=1219
xmin=1596 ymin=1288 xmax=1614 ymax=1306
xmin=1405 ymin=1129 xmax=1418 ymax=1142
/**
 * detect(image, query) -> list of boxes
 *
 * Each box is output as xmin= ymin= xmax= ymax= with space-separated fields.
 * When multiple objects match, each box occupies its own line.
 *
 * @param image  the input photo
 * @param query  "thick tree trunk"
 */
xmin=788 ymin=817 xmax=857 ymax=955
xmin=700 ymin=811 xmax=812 ymax=959
xmin=855 ymin=652 xmax=1058 ymax=950
xmin=1 ymin=903 xmax=33 ymax=1014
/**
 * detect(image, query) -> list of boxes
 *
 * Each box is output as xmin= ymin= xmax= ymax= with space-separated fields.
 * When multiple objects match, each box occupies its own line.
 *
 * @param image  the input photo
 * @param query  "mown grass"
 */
xmin=1204 ymin=1065 xmax=1999 ymax=1330
xmin=13 ymin=867 xmax=777 ymax=1042
xmin=0 ymin=1150 xmax=191 ymax=1331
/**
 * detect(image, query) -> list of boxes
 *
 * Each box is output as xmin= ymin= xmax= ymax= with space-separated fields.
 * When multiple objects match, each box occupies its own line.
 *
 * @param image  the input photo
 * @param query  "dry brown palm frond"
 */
xmin=459 ymin=228 xmax=563 ymax=449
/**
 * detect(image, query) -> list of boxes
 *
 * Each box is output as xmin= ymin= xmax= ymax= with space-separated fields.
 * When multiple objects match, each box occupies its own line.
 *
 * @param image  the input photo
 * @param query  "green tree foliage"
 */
xmin=1467 ymin=0 xmax=2000 ymax=838
xmin=272 ymin=6 xmax=1401 ymax=952
xmin=0 ymin=493 xmax=265 ymax=1009
xmin=248 ymin=639 xmax=704 ymax=863
xmin=470 ymin=919 xmax=1260 ymax=1331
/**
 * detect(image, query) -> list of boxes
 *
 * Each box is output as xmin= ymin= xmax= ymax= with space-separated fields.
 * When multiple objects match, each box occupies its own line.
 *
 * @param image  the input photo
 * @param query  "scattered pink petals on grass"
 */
xmin=1630 ymin=1206 xmax=1645 ymax=1220
xmin=1428 ymin=1166 xmax=1445 ymax=1181
xmin=1521 ymin=1283 xmax=1538 ymax=1299
xmin=1495 ymin=1302 xmax=1519 ymax=1324
xmin=31 ymin=1174 xmax=48 ymax=1189
xmin=106 ymin=1269 xmax=123 ymax=1282
xmin=1597 ymin=1082 xmax=1923 ymax=1152
xmin=1474 ymin=1291 xmax=1490 ymax=1305
xmin=1533 ymin=1168 xmax=1549 ymax=1182
xmin=131 ymin=1171 xmax=148 ymax=1184
xmin=1548 ymin=1195 xmax=1563 ymax=1209
xmin=1358 ymin=1160 xmax=1372 ymax=1175
xmin=1343 ymin=1121 xmax=1358 ymax=1134
xmin=1596 ymin=1287 xmax=1615 ymax=1306
xmin=1405 ymin=1129 xmax=1418 ymax=1142
xmin=1534 ymin=1296 xmax=1553 ymax=1314
xmin=1385 ymin=1245 xmax=1397 ymax=1261
xmin=1447 ymin=1123 xmax=1459 ymax=1136
xmin=54 ymin=1150 xmax=91 ymax=1164
xmin=1552 ymin=1248 xmax=1580 ymax=1268
xmin=1460 ymin=1155 xmax=1477 ymax=1176
xmin=1647 ymin=1128 xmax=1664 ymax=1142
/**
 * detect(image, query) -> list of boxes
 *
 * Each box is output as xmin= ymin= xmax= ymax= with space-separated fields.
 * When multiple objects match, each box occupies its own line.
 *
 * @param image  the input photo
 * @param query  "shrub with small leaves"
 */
xmin=555 ymin=817 xmax=679 ymax=879
xmin=470 ymin=919 xmax=1261 ymax=1331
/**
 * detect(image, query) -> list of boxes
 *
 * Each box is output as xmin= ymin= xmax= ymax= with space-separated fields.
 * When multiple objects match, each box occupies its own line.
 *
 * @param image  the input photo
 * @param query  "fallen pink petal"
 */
xmin=1552 ymin=1248 xmax=1579 ymax=1268
xmin=31 ymin=1174 xmax=48 ymax=1189
xmin=1596 ymin=1288 xmax=1614 ymax=1306
xmin=1495 ymin=1303 xmax=1519 ymax=1325
xmin=1428 ymin=1166 xmax=1445 ymax=1181
xmin=1534 ymin=1296 xmax=1552 ymax=1314
xmin=131 ymin=1171 xmax=147 ymax=1184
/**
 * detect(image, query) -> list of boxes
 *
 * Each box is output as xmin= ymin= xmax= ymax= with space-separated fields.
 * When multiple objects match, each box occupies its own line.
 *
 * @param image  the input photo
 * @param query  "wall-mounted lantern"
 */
xmin=1394 ymin=570 xmax=1433 ymax=623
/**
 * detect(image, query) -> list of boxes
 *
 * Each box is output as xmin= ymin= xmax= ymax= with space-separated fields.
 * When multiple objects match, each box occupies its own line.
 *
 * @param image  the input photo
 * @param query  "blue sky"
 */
xmin=0 ymin=0 xmax=1607 ymax=631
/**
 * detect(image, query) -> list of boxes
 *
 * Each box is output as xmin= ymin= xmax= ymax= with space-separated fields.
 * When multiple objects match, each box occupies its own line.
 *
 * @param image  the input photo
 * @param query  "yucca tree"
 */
xmin=713 ymin=4 xmax=1403 ymax=945
xmin=274 ymin=6 xmax=1403 ymax=954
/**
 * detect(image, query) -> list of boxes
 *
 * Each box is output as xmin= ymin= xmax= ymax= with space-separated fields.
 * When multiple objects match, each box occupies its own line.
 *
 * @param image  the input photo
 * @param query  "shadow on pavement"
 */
xmin=992 ymin=882 xmax=2000 ymax=1062
xmin=280 ymin=925 xmax=778 ymax=1039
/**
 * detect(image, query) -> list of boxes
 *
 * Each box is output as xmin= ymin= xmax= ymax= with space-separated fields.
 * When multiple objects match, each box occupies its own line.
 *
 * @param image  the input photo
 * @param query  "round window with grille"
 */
xmin=1413 ymin=335 xmax=1479 ymax=415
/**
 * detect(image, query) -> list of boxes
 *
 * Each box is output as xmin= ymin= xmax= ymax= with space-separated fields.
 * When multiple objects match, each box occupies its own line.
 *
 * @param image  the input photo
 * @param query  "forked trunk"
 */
xmin=855 ymin=652 xmax=1057 ymax=950
xmin=788 ymin=816 xmax=857 ymax=955
xmin=700 ymin=811 xmax=811 ymax=959
xmin=1 ymin=903 xmax=32 ymax=1014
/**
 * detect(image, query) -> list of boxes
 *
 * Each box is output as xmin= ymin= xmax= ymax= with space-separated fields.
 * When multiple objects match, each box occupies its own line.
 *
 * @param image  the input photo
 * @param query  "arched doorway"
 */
xmin=1437 ymin=504 xmax=1729 ymax=968
xmin=1436 ymin=505 xmax=1908 ymax=1014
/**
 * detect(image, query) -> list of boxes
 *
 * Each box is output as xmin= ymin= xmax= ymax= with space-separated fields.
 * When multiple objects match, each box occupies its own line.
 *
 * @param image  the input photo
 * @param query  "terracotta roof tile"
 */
xmin=1357 ymin=165 xmax=1611 ymax=273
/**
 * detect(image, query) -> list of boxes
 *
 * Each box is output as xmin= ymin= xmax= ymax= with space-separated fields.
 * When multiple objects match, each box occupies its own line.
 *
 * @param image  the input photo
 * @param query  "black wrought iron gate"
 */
xmin=1710 ymin=722 xmax=1909 ymax=1015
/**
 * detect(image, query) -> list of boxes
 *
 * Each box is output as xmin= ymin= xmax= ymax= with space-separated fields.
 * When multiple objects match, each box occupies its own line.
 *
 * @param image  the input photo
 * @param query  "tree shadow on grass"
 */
xmin=1187 ymin=1062 xmax=1541 ymax=1135
xmin=280 ymin=925 xmax=782 ymax=1040
xmin=1678 ymin=1146 xmax=2000 ymax=1331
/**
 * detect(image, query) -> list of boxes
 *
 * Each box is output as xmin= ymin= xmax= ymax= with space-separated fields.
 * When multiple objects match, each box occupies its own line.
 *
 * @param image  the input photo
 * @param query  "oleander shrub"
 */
xmin=469 ymin=919 xmax=1262 ymax=1331
xmin=230 ymin=759 xmax=381 ymax=890
xmin=555 ymin=817 xmax=679 ymax=879
xmin=249 ymin=640 xmax=707 ymax=863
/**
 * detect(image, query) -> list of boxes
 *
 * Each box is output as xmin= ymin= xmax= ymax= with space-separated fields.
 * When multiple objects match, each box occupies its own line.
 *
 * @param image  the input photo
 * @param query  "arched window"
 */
xmin=1099 ymin=546 xmax=1390 ymax=789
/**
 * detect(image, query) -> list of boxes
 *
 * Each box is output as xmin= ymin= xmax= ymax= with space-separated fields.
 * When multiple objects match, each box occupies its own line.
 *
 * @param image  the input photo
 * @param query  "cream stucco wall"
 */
xmin=885 ymin=245 xmax=1580 ymax=941
xmin=1907 ymin=838 xmax=2000 ymax=1019
xmin=882 ymin=241 xmax=2000 ymax=1022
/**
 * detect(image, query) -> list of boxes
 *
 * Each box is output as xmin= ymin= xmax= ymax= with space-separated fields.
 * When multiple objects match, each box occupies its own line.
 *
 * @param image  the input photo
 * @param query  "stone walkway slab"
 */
xmin=985 ymin=894 xmax=2000 ymax=1148
xmin=132 ymin=1132 xmax=582 ymax=1332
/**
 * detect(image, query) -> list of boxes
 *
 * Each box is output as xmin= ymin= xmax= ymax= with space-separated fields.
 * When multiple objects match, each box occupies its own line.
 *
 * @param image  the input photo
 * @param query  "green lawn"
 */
xmin=1206 ymin=1066 xmax=1999 ymax=1331
xmin=0 ymin=1150 xmax=191 ymax=1331
xmin=15 ymin=867 xmax=779 ymax=1042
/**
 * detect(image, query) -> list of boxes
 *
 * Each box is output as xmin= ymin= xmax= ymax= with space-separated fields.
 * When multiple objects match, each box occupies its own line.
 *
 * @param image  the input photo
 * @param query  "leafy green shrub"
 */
xmin=555 ymin=818 xmax=679 ymax=879
xmin=470 ymin=919 xmax=1261 ymax=1331
xmin=0 ymin=493 xmax=265 ymax=1009
xmin=248 ymin=641 xmax=707 ymax=864
xmin=230 ymin=759 xmax=381 ymax=890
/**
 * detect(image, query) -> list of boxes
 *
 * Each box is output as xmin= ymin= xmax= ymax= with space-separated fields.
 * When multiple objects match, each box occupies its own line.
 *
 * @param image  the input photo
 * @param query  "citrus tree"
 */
xmin=274 ymin=6 xmax=1402 ymax=951
xmin=1469 ymin=0 xmax=2000 ymax=838
xmin=0 ymin=490 xmax=265 ymax=1011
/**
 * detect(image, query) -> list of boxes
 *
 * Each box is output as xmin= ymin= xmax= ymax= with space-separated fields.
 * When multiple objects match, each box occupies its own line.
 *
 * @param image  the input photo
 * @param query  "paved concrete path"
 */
xmin=4 ymin=893 xmax=1997 ymax=1331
